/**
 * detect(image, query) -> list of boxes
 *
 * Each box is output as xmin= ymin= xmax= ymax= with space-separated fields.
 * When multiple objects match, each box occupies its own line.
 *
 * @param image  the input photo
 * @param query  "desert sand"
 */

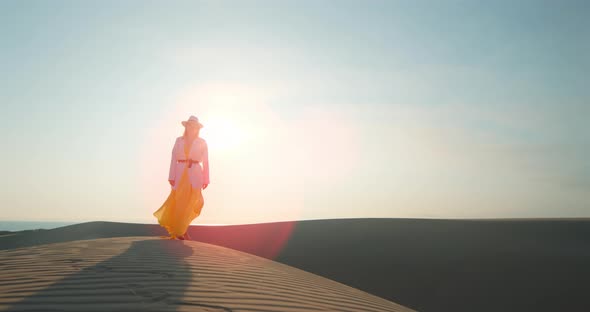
xmin=1 ymin=218 xmax=589 ymax=311
xmin=0 ymin=234 xmax=411 ymax=311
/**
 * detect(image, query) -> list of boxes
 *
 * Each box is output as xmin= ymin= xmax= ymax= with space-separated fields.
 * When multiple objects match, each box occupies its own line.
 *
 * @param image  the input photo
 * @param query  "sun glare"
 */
xmin=200 ymin=117 xmax=246 ymax=151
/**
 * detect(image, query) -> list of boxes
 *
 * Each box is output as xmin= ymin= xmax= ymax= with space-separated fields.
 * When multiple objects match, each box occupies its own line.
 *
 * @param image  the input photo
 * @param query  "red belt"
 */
xmin=178 ymin=159 xmax=199 ymax=168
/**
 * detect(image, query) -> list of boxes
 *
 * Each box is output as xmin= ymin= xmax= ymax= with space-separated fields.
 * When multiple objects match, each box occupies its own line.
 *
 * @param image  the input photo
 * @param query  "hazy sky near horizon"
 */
xmin=1 ymin=1 xmax=589 ymax=224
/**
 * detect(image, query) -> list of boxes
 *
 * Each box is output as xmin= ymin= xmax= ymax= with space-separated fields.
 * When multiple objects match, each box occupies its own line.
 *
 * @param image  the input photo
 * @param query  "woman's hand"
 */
xmin=202 ymin=184 xmax=208 ymax=190
xmin=169 ymin=180 xmax=175 ymax=187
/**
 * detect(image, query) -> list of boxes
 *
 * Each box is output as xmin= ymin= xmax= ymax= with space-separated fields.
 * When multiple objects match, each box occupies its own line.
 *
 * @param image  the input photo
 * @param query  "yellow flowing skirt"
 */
xmin=153 ymin=166 xmax=204 ymax=238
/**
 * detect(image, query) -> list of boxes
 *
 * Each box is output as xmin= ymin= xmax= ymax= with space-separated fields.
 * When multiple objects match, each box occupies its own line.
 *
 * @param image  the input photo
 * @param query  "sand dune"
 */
xmin=0 ymin=237 xmax=411 ymax=311
xmin=187 ymin=218 xmax=590 ymax=312
xmin=1 ymin=218 xmax=589 ymax=311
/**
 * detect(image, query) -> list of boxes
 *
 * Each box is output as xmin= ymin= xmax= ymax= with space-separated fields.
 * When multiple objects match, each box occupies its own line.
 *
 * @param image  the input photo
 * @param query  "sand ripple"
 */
xmin=0 ymin=237 xmax=412 ymax=311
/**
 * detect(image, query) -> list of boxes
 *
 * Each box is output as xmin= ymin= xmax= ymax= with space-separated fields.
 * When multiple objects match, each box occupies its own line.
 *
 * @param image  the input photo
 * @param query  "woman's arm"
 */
xmin=168 ymin=139 xmax=178 ymax=185
xmin=202 ymin=140 xmax=210 ymax=188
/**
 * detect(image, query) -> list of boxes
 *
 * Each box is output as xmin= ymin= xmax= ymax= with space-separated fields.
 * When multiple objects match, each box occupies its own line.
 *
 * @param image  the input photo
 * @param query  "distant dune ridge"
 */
xmin=1 ymin=218 xmax=589 ymax=311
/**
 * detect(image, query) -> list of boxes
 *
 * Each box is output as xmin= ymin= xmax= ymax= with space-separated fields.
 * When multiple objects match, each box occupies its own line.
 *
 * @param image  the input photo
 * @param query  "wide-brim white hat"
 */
xmin=181 ymin=115 xmax=204 ymax=128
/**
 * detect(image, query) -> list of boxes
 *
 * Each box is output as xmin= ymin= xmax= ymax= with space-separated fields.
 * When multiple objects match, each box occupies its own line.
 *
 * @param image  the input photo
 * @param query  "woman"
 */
xmin=153 ymin=115 xmax=209 ymax=240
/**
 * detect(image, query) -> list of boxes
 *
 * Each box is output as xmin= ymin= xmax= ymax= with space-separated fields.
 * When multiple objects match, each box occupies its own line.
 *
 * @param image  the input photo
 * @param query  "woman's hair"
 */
xmin=183 ymin=127 xmax=200 ymax=139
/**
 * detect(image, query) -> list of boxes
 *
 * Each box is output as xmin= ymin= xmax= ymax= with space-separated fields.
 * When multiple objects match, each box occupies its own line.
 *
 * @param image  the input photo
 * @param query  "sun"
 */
xmin=200 ymin=117 xmax=245 ymax=151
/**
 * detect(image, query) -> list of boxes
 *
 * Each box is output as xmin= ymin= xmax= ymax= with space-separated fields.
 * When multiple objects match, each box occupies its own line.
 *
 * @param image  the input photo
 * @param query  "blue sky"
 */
xmin=1 ymin=1 xmax=588 ymax=223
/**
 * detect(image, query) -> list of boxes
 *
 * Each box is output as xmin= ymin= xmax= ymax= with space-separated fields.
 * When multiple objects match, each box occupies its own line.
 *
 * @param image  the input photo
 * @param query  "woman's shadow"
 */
xmin=7 ymin=238 xmax=230 ymax=311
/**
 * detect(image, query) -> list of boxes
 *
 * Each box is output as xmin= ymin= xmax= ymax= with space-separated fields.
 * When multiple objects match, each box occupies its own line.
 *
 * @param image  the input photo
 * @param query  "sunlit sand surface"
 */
xmin=0 ymin=237 xmax=412 ymax=311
